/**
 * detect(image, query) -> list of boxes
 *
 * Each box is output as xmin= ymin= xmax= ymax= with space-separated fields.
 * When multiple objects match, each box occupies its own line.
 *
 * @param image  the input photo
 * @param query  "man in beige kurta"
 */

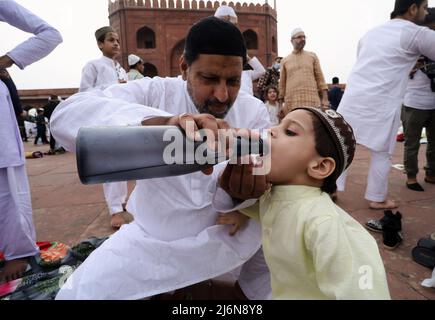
xmin=279 ymin=28 xmax=329 ymax=114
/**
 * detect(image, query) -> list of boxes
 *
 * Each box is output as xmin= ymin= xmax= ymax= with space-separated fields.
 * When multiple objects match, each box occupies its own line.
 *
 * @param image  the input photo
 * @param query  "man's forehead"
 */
xmin=194 ymin=54 xmax=243 ymax=65
xmin=292 ymin=32 xmax=305 ymax=39
xmin=190 ymin=54 xmax=243 ymax=77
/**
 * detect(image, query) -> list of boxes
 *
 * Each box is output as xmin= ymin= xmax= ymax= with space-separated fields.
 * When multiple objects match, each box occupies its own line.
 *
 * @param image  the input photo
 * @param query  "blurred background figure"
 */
xmin=328 ymin=77 xmax=344 ymax=111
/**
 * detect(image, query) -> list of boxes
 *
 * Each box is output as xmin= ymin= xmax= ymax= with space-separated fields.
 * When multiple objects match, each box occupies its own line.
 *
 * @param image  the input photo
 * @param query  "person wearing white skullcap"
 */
xmin=127 ymin=54 xmax=144 ymax=81
xmin=278 ymin=28 xmax=329 ymax=114
xmin=214 ymin=5 xmax=238 ymax=24
xmin=214 ymin=5 xmax=266 ymax=95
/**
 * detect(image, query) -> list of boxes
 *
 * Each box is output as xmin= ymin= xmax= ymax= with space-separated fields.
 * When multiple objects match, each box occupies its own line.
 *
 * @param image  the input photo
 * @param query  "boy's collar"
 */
xmin=267 ymin=185 xmax=323 ymax=202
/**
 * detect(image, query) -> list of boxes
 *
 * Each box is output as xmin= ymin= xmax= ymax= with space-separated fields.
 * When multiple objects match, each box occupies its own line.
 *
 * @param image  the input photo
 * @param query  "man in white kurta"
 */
xmin=0 ymin=0 xmax=62 ymax=282
xmin=51 ymin=17 xmax=271 ymax=300
xmin=337 ymin=0 xmax=435 ymax=209
xmin=79 ymin=29 xmax=130 ymax=228
xmin=213 ymin=5 xmax=266 ymax=96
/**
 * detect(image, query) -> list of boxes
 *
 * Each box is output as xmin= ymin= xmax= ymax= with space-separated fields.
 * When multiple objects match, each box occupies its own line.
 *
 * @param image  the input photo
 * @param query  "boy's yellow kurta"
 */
xmin=241 ymin=185 xmax=391 ymax=300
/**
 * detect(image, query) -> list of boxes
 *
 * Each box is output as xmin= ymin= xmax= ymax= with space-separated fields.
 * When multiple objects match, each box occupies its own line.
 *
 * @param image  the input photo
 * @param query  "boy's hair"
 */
xmin=309 ymin=114 xmax=341 ymax=193
xmin=332 ymin=77 xmax=339 ymax=84
xmin=296 ymin=107 xmax=356 ymax=194
xmin=391 ymin=0 xmax=426 ymax=19
xmin=95 ymin=26 xmax=115 ymax=43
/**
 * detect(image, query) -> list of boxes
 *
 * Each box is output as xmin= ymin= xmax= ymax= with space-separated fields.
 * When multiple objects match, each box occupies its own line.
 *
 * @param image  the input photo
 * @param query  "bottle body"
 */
xmin=76 ymin=126 xmax=267 ymax=184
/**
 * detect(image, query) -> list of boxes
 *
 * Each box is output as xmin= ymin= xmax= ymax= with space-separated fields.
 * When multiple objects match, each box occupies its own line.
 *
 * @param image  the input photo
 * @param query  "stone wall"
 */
xmin=108 ymin=0 xmax=278 ymax=76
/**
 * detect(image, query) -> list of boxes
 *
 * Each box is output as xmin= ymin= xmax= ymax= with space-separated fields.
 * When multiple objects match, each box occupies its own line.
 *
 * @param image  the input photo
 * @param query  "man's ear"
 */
xmin=307 ymin=157 xmax=336 ymax=180
xmin=179 ymin=56 xmax=188 ymax=81
xmin=409 ymin=3 xmax=418 ymax=16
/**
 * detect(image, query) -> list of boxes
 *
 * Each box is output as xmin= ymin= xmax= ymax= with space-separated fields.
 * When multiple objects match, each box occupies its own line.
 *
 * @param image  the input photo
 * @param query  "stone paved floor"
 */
xmin=24 ymin=140 xmax=435 ymax=300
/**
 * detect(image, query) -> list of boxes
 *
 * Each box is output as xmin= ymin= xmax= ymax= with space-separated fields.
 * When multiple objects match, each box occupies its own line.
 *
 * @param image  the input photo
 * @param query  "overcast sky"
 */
xmin=1 ymin=0 xmax=434 ymax=89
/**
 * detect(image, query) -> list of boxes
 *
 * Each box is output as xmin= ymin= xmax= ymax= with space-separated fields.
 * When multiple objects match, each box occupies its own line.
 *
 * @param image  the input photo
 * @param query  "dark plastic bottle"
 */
xmin=76 ymin=126 xmax=268 ymax=184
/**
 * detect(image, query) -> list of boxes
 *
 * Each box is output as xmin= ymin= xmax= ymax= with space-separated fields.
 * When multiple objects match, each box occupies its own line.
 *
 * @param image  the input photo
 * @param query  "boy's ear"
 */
xmin=179 ymin=56 xmax=188 ymax=81
xmin=97 ymin=41 xmax=104 ymax=51
xmin=307 ymin=157 xmax=336 ymax=181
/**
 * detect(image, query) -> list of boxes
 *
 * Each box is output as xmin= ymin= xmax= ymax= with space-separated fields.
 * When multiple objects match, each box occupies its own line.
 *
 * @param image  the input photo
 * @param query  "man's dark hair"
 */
xmin=308 ymin=113 xmax=340 ymax=194
xmin=183 ymin=17 xmax=247 ymax=66
xmin=391 ymin=0 xmax=426 ymax=19
xmin=332 ymin=77 xmax=340 ymax=84
xmin=130 ymin=62 xmax=141 ymax=70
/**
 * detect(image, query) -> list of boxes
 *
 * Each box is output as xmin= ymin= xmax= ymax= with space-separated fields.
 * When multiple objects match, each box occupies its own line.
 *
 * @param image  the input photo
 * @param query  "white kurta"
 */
xmin=0 ymin=0 xmax=62 ymax=259
xmin=127 ymin=69 xmax=144 ymax=81
xmin=337 ymin=19 xmax=435 ymax=154
xmin=79 ymin=56 xmax=128 ymax=92
xmin=79 ymin=55 xmax=130 ymax=214
xmin=241 ymin=57 xmax=266 ymax=95
xmin=51 ymin=77 xmax=271 ymax=299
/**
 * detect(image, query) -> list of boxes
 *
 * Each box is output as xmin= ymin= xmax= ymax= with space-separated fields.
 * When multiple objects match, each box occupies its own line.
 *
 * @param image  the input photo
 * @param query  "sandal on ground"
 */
xmin=369 ymin=200 xmax=398 ymax=210
xmin=406 ymin=182 xmax=425 ymax=192
xmin=365 ymin=219 xmax=384 ymax=233
xmin=424 ymin=177 xmax=435 ymax=184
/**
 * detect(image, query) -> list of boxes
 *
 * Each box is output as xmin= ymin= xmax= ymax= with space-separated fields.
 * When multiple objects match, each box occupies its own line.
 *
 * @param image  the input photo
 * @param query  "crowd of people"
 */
xmin=1 ymin=0 xmax=435 ymax=300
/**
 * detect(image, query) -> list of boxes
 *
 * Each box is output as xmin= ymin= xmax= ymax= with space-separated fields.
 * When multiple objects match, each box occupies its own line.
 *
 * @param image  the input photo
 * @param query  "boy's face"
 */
xmin=98 ymin=32 xmax=121 ymax=58
xmin=137 ymin=61 xmax=145 ymax=74
xmin=265 ymin=110 xmax=322 ymax=185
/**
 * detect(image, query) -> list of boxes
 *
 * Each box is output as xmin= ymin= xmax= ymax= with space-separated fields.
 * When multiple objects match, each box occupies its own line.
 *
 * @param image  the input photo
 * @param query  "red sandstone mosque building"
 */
xmin=19 ymin=0 xmax=278 ymax=107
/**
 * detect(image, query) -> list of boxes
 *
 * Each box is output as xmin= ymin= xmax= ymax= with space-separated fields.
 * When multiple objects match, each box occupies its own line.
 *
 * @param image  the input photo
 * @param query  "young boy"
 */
xmin=34 ymin=108 xmax=48 ymax=145
xmin=79 ymin=26 xmax=129 ymax=229
xmin=79 ymin=26 xmax=128 ymax=92
xmin=217 ymin=107 xmax=391 ymax=300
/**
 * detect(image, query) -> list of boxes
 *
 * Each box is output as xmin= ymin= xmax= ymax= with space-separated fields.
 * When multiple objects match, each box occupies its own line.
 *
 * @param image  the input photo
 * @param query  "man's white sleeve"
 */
xmin=0 ymin=0 xmax=63 ymax=69
xmin=415 ymin=27 xmax=435 ymax=61
xmin=50 ymin=79 xmax=172 ymax=153
xmin=248 ymin=57 xmax=266 ymax=81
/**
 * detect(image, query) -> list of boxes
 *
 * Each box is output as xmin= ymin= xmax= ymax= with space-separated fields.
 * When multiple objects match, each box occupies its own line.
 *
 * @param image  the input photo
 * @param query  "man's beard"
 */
xmin=296 ymin=42 xmax=305 ymax=51
xmin=414 ymin=16 xmax=426 ymax=26
xmin=187 ymin=83 xmax=234 ymax=119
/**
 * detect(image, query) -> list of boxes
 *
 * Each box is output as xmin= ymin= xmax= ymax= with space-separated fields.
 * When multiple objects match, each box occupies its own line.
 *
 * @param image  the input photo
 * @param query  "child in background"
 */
xmin=264 ymin=86 xmax=280 ymax=125
xmin=79 ymin=26 xmax=128 ymax=92
xmin=34 ymin=108 xmax=48 ymax=145
xmin=217 ymin=107 xmax=390 ymax=300
xmin=79 ymin=26 xmax=129 ymax=229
